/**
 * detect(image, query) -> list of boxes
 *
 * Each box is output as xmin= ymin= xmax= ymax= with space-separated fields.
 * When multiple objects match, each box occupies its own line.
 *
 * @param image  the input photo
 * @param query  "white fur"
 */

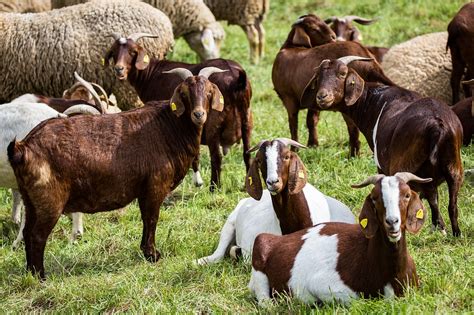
xmin=248 ymin=268 xmax=271 ymax=305
xmin=372 ymin=102 xmax=387 ymax=169
xmin=381 ymin=177 xmax=401 ymax=242
xmin=287 ymin=225 xmax=358 ymax=304
xmin=384 ymin=283 xmax=395 ymax=298
xmin=192 ymin=171 xmax=204 ymax=187
xmin=265 ymin=142 xmax=279 ymax=185
xmin=9 ymin=94 xmax=41 ymax=104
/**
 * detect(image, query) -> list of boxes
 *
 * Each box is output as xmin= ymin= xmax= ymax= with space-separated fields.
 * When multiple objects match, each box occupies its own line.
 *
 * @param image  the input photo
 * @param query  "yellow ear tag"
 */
xmin=248 ymin=176 xmax=253 ymax=186
xmin=171 ymin=102 xmax=177 ymax=111
xmin=351 ymin=80 xmax=355 ymax=85
xmin=416 ymin=209 xmax=424 ymax=219
xmin=298 ymin=170 xmax=305 ymax=179
xmin=101 ymin=58 xmax=105 ymax=66
xmin=143 ymin=54 xmax=150 ymax=64
xmin=219 ymin=95 xmax=224 ymax=105
xmin=360 ymin=218 xmax=368 ymax=229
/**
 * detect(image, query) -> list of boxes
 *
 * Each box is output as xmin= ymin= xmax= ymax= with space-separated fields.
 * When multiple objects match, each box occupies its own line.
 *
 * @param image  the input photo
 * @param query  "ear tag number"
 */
xmin=298 ymin=170 xmax=305 ymax=179
xmin=360 ymin=218 xmax=368 ymax=229
xmin=248 ymin=176 xmax=253 ymax=186
xmin=143 ymin=54 xmax=150 ymax=64
xmin=171 ymin=102 xmax=177 ymax=111
xmin=416 ymin=209 xmax=424 ymax=219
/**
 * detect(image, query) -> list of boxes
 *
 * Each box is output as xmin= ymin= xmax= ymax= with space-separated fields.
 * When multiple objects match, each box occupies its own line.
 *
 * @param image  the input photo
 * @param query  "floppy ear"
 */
xmin=358 ymin=196 xmax=379 ymax=238
xmin=170 ymin=87 xmax=186 ymax=117
xmin=292 ymin=26 xmax=312 ymax=48
xmin=245 ymin=158 xmax=263 ymax=200
xmin=103 ymin=48 xmax=114 ymax=68
xmin=300 ymin=72 xmax=318 ymax=109
xmin=210 ymin=83 xmax=224 ymax=112
xmin=287 ymin=153 xmax=307 ymax=194
xmin=344 ymin=69 xmax=365 ymax=106
xmin=405 ymin=191 xmax=426 ymax=234
xmin=135 ymin=46 xmax=151 ymax=70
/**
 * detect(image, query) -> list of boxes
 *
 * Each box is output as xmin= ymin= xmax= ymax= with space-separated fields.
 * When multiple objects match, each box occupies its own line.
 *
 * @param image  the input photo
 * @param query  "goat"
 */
xmin=196 ymin=138 xmax=355 ymax=265
xmin=452 ymin=79 xmax=474 ymax=145
xmin=272 ymin=14 xmax=393 ymax=157
xmin=447 ymin=3 xmax=474 ymax=104
xmin=324 ymin=15 xmax=388 ymax=63
xmin=8 ymin=67 xmax=225 ymax=279
xmin=104 ymin=32 xmax=252 ymax=191
xmin=249 ymin=173 xmax=429 ymax=305
xmin=301 ymin=56 xmax=464 ymax=236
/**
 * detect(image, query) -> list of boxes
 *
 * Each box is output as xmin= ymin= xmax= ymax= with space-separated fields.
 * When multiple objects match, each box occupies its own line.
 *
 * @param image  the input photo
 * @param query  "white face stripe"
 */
xmin=119 ymin=37 xmax=127 ymax=45
xmin=381 ymin=177 xmax=402 ymax=240
xmin=265 ymin=141 xmax=279 ymax=184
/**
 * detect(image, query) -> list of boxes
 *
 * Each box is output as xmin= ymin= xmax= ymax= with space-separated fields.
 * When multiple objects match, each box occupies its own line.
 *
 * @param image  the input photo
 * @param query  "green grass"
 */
xmin=1 ymin=0 xmax=473 ymax=312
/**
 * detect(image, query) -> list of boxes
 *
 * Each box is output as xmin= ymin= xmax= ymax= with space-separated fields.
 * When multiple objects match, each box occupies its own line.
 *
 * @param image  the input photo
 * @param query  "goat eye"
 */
xmin=285 ymin=155 xmax=290 ymax=160
xmin=339 ymin=71 xmax=347 ymax=78
xmin=405 ymin=194 xmax=410 ymax=199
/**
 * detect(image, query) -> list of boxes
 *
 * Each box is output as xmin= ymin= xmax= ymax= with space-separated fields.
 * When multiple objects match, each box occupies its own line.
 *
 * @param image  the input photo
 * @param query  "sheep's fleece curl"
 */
xmin=0 ymin=0 xmax=50 ymax=13
xmin=382 ymin=32 xmax=452 ymax=104
xmin=0 ymin=0 xmax=174 ymax=109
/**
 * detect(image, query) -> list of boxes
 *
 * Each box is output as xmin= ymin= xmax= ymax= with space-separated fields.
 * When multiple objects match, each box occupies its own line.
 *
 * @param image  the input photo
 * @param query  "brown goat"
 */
xmin=452 ymin=79 xmax=474 ymax=145
xmin=7 ymin=67 xmax=225 ymax=279
xmin=447 ymin=3 xmax=474 ymax=104
xmin=272 ymin=15 xmax=393 ymax=157
xmin=301 ymin=56 xmax=464 ymax=236
xmin=104 ymin=33 xmax=252 ymax=191
xmin=249 ymin=173 xmax=429 ymax=305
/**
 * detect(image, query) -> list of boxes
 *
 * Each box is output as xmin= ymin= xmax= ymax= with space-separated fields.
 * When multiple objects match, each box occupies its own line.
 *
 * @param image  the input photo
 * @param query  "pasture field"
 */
xmin=0 ymin=0 xmax=472 ymax=313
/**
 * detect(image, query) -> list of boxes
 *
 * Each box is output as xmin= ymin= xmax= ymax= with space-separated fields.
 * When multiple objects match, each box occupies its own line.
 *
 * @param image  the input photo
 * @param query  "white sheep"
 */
xmin=203 ymin=0 xmax=269 ymax=64
xmin=0 ymin=0 xmax=174 ymax=110
xmin=382 ymin=32 xmax=452 ymax=104
xmin=51 ymin=0 xmax=224 ymax=61
xmin=0 ymin=0 xmax=50 ymax=12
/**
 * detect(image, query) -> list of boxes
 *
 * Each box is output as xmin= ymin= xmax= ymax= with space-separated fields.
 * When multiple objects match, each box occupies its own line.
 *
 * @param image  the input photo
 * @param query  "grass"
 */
xmin=1 ymin=0 xmax=473 ymax=312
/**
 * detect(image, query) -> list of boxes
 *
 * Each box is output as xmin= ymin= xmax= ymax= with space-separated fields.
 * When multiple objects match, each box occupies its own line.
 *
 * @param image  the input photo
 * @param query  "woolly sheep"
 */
xmin=204 ymin=0 xmax=269 ymax=64
xmin=0 ymin=0 xmax=50 ymax=12
xmin=0 ymin=0 xmax=174 ymax=109
xmin=51 ymin=0 xmax=224 ymax=61
xmin=382 ymin=32 xmax=452 ymax=104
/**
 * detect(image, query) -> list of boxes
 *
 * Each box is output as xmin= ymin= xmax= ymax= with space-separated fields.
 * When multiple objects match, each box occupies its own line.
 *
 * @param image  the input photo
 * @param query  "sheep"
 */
xmin=452 ymin=79 xmax=474 ymax=145
xmin=104 ymin=33 xmax=252 ymax=191
xmin=0 ymin=0 xmax=174 ymax=110
xmin=382 ymin=32 xmax=452 ymax=105
xmin=301 ymin=56 xmax=464 ymax=236
xmin=51 ymin=0 xmax=224 ymax=62
xmin=272 ymin=14 xmax=393 ymax=157
xmin=203 ymin=0 xmax=269 ymax=64
xmin=324 ymin=15 xmax=389 ymax=63
xmin=447 ymin=3 xmax=474 ymax=104
xmin=8 ymin=67 xmax=226 ymax=279
xmin=0 ymin=0 xmax=50 ymax=12
xmin=196 ymin=138 xmax=355 ymax=265
xmin=249 ymin=172 xmax=430 ymax=305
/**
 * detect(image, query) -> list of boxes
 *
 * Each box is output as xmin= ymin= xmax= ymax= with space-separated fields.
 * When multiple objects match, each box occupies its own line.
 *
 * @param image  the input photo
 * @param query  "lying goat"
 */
xmin=301 ymin=56 xmax=464 ymax=236
xmin=249 ymin=172 xmax=430 ymax=305
xmin=196 ymin=138 xmax=355 ymax=265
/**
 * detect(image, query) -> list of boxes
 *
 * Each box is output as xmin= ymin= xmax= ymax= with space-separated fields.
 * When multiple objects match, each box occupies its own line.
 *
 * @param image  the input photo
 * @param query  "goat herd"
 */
xmin=0 ymin=0 xmax=472 ymax=308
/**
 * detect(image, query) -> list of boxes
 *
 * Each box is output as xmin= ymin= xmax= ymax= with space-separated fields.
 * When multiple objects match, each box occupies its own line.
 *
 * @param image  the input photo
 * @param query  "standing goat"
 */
xmin=104 ymin=33 xmax=252 ymax=191
xmin=8 ymin=67 xmax=225 ymax=279
xmin=196 ymin=138 xmax=355 ymax=265
xmin=301 ymin=56 xmax=464 ymax=236
xmin=249 ymin=173 xmax=429 ymax=305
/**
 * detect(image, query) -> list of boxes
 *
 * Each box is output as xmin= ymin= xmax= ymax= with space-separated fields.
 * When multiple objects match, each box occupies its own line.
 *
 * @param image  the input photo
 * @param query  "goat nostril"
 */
xmin=266 ymin=178 xmax=279 ymax=186
xmin=385 ymin=218 xmax=399 ymax=225
xmin=317 ymin=94 xmax=328 ymax=101
xmin=193 ymin=111 xmax=204 ymax=119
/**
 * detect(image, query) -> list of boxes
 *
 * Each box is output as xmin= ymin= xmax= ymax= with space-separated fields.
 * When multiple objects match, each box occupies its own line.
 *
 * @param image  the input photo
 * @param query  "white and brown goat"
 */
xmin=249 ymin=172 xmax=430 ymax=305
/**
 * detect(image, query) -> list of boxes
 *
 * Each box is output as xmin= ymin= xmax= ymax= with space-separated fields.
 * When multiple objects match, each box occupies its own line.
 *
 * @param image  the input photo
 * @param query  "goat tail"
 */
xmin=7 ymin=138 xmax=26 ymax=167
xmin=428 ymin=122 xmax=446 ymax=166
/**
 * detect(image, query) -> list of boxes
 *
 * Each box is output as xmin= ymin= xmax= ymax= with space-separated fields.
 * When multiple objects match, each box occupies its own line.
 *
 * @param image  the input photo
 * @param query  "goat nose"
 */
xmin=385 ymin=217 xmax=399 ymax=226
xmin=115 ymin=66 xmax=124 ymax=72
xmin=193 ymin=111 xmax=205 ymax=119
xmin=317 ymin=93 xmax=328 ymax=101
xmin=266 ymin=178 xmax=279 ymax=186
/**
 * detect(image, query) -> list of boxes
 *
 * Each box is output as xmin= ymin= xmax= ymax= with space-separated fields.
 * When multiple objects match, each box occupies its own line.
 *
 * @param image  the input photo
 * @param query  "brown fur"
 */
xmin=451 ymin=83 xmax=474 ymax=145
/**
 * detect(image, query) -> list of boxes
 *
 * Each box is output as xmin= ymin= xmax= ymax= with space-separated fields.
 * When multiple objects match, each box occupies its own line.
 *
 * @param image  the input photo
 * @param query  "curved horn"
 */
xmin=74 ymin=72 xmax=105 ymax=114
xmin=344 ymin=16 xmax=377 ymax=25
xmin=274 ymin=138 xmax=307 ymax=149
xmin=337 ymin=55 xmax=374 ymax=65
xmin=127 ymin=33 xmax=159 ymax=42
xmin=91 ymin=83 xmax=109 ymax=110
xmin=163 ymin=68 xmax=194 ymax=80
xmin=62 ymin=82 xmax=83 ymax=98
xmin=63 ymin=105 xmax=101 ymax=116
xmin=246 ymin=140 xmax=268 ymax=154
xmin=461 ymin=79 xmax=474 ymax=85
xmin=293 ymin=17 xmax=306 ymax=25
xmin=394 ymin=172 xmax=433 ymax=184
xmin=107 ymin=32 xmax=122 ymax=41
xmin=351 ymin=174 xmax=385 ymax=188
xmin=198 ymin=67 xmax=228 ymax=79
xmin=324 ymin=16 xmax=336 ymax=24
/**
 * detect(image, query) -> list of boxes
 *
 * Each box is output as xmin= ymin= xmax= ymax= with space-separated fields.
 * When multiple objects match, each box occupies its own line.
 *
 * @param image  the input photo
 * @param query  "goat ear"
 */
xmin=344 ymin=69 xmax=364 ymax=106
xmin=170 ymin=88 xmax=186 ymax=117
xmin=300 ymin=73 xmax=318 ymax=108
xmin=245 ymin=159 xmax=263 ymax=200
xmin=358 ymin=196 xmax=379 ymax=238
xmin=405 ymin=191 xmax=426 ymax=234
xmin=103 ymin=48 xmax=113 ymax=68
xmin=210 ymin=83 xmax=224 ymax=112
xmin=292 ymin=26 xmax=312 ymax=48
xmin=288 ymin=152 xmax=307 ymax=194
xmin=135 ymin=46 xmax=151 ymax=71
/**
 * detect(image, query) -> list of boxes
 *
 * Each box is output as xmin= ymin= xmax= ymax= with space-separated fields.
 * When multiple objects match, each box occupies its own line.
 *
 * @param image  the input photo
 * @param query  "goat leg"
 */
xmin=444 ymin=167 xmax=463 ymax=236
xmin=241 ymin=109 xmax=253 ymax=172
xmin=209 ymin=140 xmax=222 ymax=192
xmin=306 ymin=109 xmax=319 ymax=147
xmin=423 ymin=186 xmax=447 ymax=235
xmin=191 ymin=155 xmax=203 ymax=187
xmin=138 ymin=191 xmax=164 ymax=262
xmin=450 ymin=47 xmax=465 ymax=104
xmin=11 ymin=189 xmax=23 ymax=225
xmin=243 ymin=24 xmax=260 ymax=64
xmin=342 ymin=113 xmax=361 ymax=157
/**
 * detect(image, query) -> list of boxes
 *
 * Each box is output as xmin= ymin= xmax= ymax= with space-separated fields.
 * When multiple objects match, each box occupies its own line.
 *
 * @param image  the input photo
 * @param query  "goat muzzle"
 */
xmin=316 ymin=90 xmax=334 ymax=109
xmin=191 ymin=110 xmax=207 ymax=126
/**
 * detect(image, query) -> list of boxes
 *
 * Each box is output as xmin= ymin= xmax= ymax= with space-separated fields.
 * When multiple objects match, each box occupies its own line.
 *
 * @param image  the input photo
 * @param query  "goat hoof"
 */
xmin=12 ymin=214 xmax=21 ymax=225
xmin=70 ymin=231 xmax=83 ymax=243
xmin=195 ymin=257 xmax=208 ymax=266
xmin=306 ymin=140 xmax=319 ymax=147
xmin=452 ymin=228 xmax=461 ymax=237
xmin=229 ymin=246 xmax=242 ymax=260
xmin=192 ymin=171 xmax=204 ymax=187
xmin=430 ymin=224 xmax=447 ymax=236
xmin=144 ymin=250 xmax=161 ymax=263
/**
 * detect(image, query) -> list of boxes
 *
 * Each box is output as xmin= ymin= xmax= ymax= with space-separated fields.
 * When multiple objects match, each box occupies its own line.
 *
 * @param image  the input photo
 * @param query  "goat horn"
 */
xmin=343 ymin=16 xmax=377 ymax=25
xmin=198 ymin=67 xmax=228 ymax=79
xmin=461 ymin=79 xmax=474 ymax=85
xmin=127 ymin=33 xmax=159 ymax=42
xmin=73 ymin=72 xmax=105 ymax=114
xmin=274 ymin=138 xmax=307 ymax=149
xmin=63 ymin=105 xmax=101 ymax=116
xmin=324 ymin=16 xmax=336 ymax=24
xmin=107 ymin=32 xmax=122 ymax=41
xmin=163 ymin=68 xmax=194 ymax=80
xmin=351 ymin=174 xmax=385 ymax=188
xmin=338 ymin=55 xmax=373 ymax=65
xmin=246 ymin=140 xmax=268 ymax=154
xmin=91 ymin=83 xmax=109 ymax=110
xmin=394 ymin=172 xmax=432 ymax=184
xmin=293 ymin=17 xmax=306 ymax=25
